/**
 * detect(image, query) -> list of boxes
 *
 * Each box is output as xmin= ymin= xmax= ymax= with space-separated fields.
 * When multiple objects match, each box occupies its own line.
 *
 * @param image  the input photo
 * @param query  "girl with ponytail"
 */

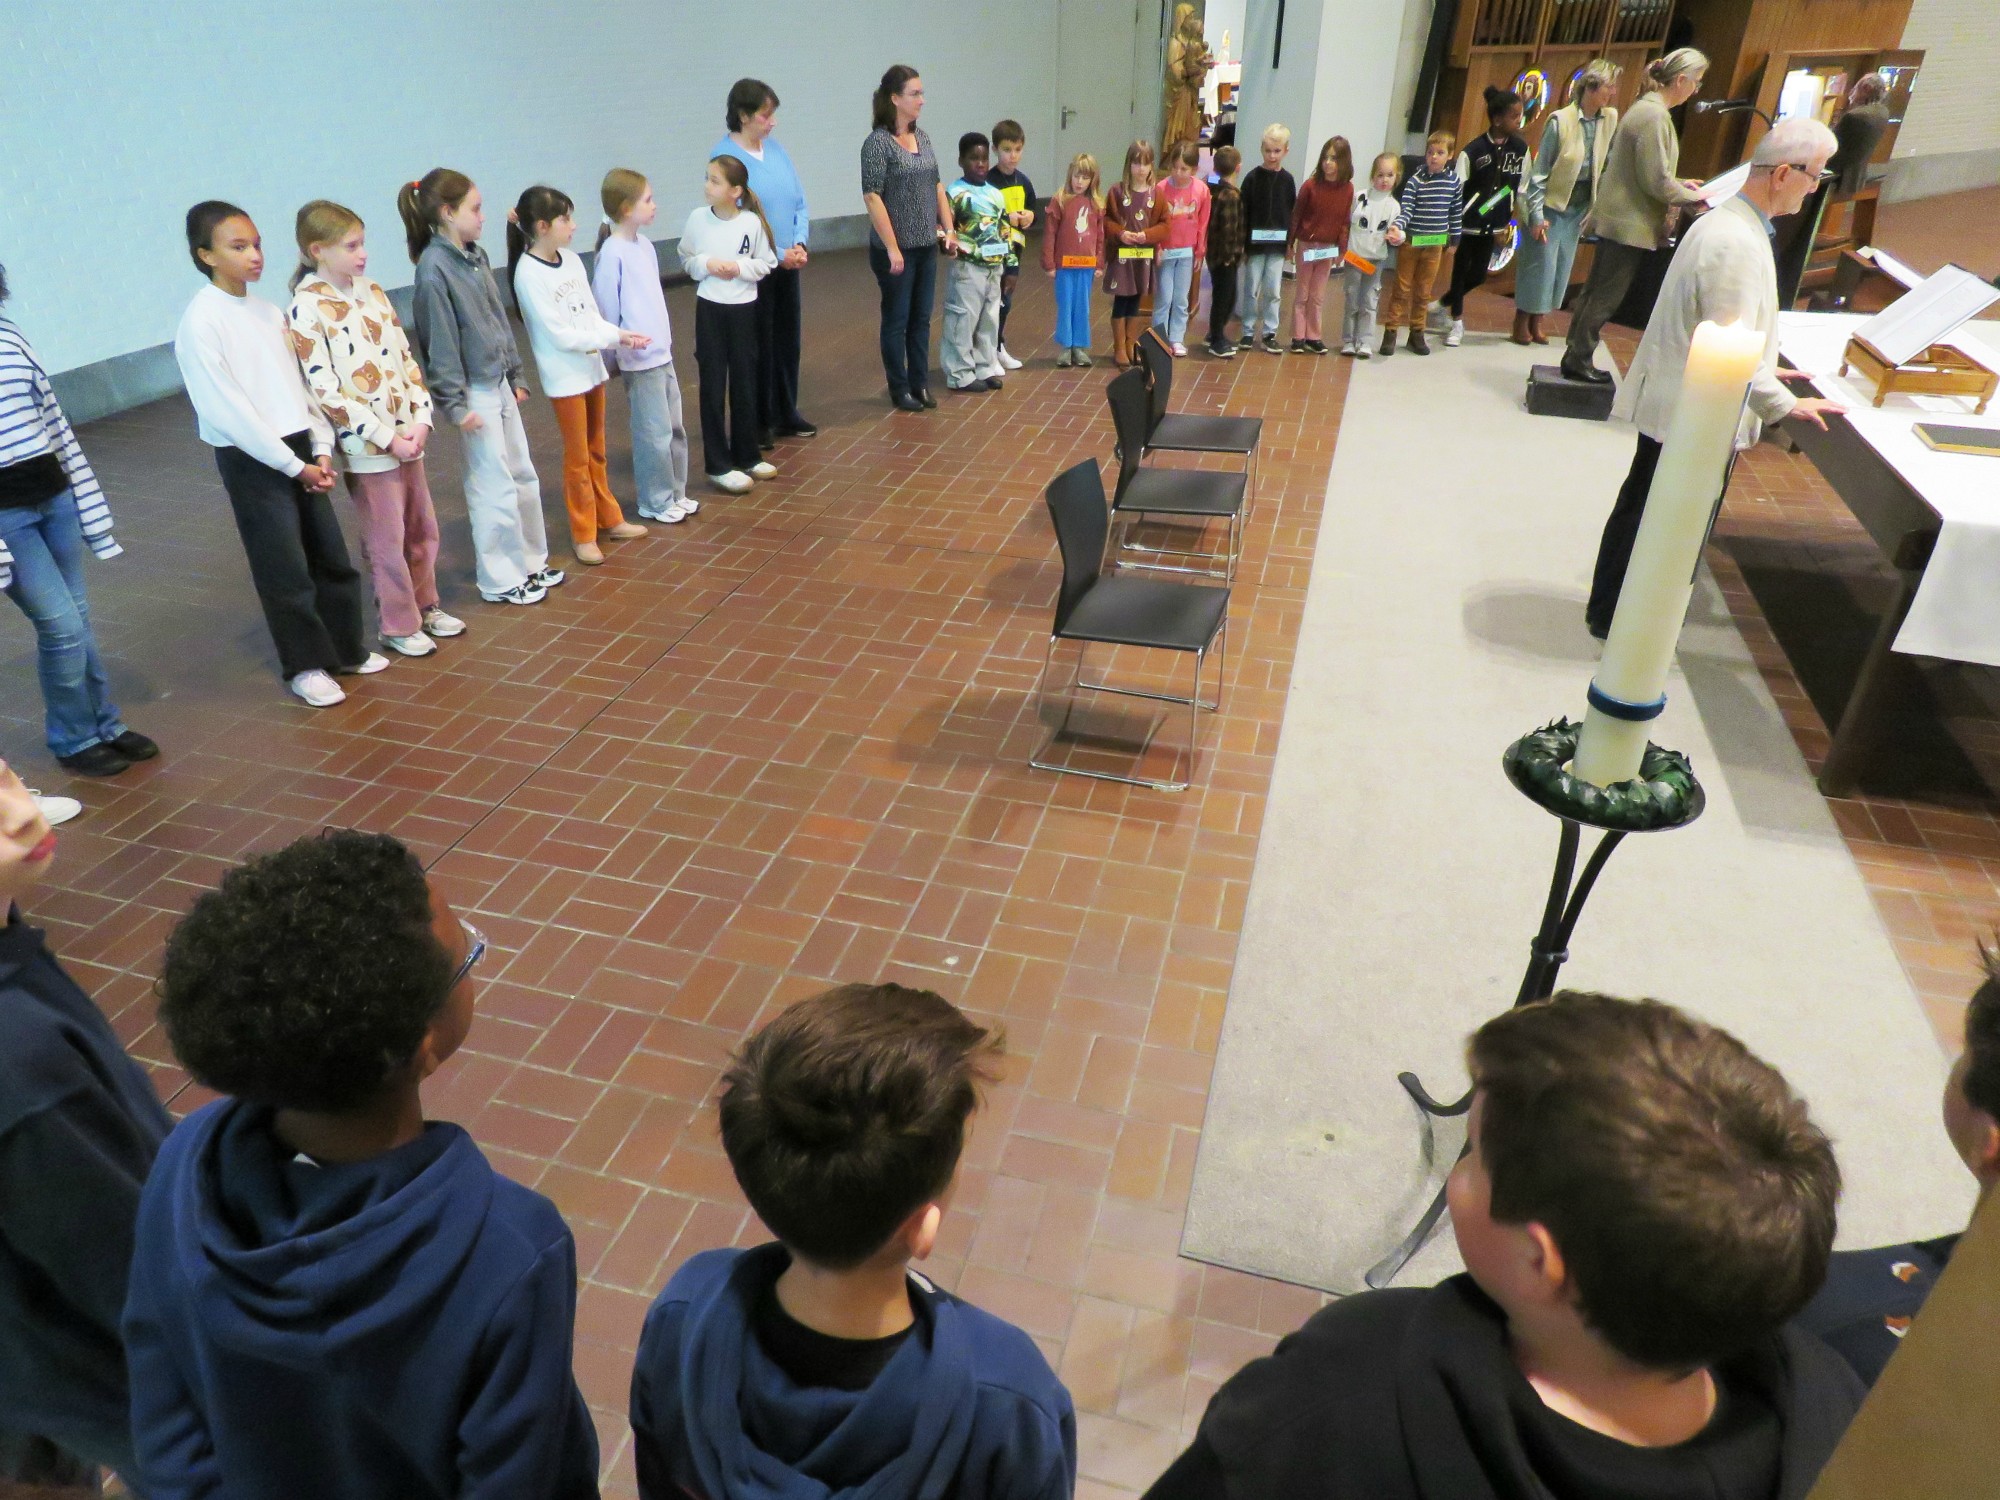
xmin=403 ymin=168 xmax=562 ymax=607
xmin=679 ymin=155 xmax=779 ymax=493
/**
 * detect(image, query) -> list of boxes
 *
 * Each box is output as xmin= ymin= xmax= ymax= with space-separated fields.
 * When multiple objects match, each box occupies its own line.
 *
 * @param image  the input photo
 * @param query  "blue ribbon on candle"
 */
xmin=1586 ymin=681 xmax=1668 ymax=722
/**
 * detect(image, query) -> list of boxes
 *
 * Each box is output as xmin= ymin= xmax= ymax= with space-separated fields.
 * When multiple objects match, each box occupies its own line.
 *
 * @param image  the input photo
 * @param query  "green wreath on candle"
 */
xmin=1503 ymin=718 xmax=1704 ymax=831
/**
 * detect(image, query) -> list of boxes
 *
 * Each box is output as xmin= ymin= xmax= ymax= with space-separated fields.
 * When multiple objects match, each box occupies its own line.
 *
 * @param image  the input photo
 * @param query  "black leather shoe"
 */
xmin=109 ymin=730 xmax=160 ymax=762
xmin=984 ymin=376 xmax=1004 ymax=390
xmin=893 ymin=391 xmax=925 ymax=412
xmin=915 ymin=388 xmax=938 ymax=409
xmin=1562 ymin=357 xmax=1612 ymax=385
xmin=58 ymin=743 xmax=131 ymax=777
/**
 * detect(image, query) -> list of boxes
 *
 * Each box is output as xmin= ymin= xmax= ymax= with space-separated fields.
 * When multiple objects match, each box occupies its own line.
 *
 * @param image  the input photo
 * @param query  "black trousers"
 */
xmin=696 ymin=297 xmax=761 ymax=476
xmin=1444 ymin=230 xmax=1495 ymax=318
xmin=1587 ymin=435 xmax=1738 ymax=632
xmin=754 ymin=263 xmax=806 ymax=435
xmin=214 ymin=433 xmax=365 ymax=679
xmin=1565 ymin=239 xmax=1650 ymax=367
xmin=1207 ymin=263 xmax=1239 ymax=344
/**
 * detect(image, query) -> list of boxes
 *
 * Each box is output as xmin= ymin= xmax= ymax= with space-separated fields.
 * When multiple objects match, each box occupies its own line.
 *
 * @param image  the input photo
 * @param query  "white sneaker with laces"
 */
xmin=998 ymin=346 xmax=1023 ymax=370
xmin=1446 ymin=319 xmax=1464 ymax=347
xmin=289 ymin=670 xmax=345 ymax=707
xmin=676 ymin=495 xmax=700 ymax=514
xmin=653 ymin=500 xmax=692 ymax=523
xmin=421 ymin=607 xmax=466 ymax=638
xmin=711 ymin=470 xmax=753 ymax=494
xmin=383 ymin=631 xmax=437 ymax=657
xmin=30 ymin=791 xmax=82 ymax=826
xmin=748 ymin=461 xmax=778 ymax=481
xmin=345 ymin=652 xmax=391 ymax=676
xmin=531 ymin=566 xmax=566 ymax=590
xmin=480 ymin=581 xmax=546 ymax=605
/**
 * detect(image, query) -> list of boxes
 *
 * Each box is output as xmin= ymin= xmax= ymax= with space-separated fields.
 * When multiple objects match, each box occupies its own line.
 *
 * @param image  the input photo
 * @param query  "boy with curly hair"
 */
xmin=124 ymin=829 xmax=599 ymax=1500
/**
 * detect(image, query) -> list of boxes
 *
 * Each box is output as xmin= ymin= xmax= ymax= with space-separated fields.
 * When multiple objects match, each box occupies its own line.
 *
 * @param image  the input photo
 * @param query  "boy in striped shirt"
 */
xmin=1380 ymin=132 xmax=1463 ymax=357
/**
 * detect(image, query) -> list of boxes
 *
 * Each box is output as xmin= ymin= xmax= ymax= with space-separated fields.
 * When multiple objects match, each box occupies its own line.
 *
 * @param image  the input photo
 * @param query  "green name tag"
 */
xmin=1409 ymin=232 xmax=1449 ymax=248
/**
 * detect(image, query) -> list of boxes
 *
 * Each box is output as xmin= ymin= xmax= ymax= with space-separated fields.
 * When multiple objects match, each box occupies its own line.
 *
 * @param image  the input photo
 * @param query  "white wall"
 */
xmin=1234 ymin=0 xmax=1418 ymax=173
xmin=1897 ymin=0 xmax=2000 ymax=159
xmin=0 ymin=0 xmax=1099 ymax=376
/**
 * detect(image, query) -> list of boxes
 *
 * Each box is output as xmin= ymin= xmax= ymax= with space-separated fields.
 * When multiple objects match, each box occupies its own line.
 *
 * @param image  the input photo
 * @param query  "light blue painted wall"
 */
xmin=0 ymin=0 xmax=1069 ymax=377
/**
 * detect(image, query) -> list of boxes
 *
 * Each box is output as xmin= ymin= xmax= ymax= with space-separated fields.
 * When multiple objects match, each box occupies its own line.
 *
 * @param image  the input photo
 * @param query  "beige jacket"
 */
xmin=286 ymin=275 xmax=433 ymax=473
xmin=1612 ymin=195 xmax=1797 ymax=449
xmin=1587 ymin=92 xmax=1705 ymax=250
xmin=1535 ymin=103 xmax=1618 ymax=216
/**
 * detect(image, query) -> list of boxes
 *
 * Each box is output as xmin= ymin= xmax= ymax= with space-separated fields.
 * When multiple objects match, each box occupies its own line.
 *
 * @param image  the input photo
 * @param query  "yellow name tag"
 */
xmin=1118 ymin=246 xmax=1155 ymax=261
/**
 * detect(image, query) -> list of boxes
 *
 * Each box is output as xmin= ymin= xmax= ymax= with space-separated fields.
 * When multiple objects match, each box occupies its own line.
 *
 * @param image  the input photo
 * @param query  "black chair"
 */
xmin=1030 ymin=459 xmax=1229 ymax=793
xmin=1136 ymin=329 xmax=1263 ymax=513
xmin=1105 ymin=368 xmax=1244 ymax=580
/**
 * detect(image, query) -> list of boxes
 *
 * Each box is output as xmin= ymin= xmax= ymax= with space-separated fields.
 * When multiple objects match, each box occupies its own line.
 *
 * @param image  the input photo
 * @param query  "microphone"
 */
xmin=1692 ymin=98 xmax=1776 ymax=126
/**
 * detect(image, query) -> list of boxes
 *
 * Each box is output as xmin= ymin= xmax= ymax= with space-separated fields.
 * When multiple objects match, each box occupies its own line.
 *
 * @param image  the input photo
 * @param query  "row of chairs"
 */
xmin=1029 ymin=332 xmax=1264 ymax=793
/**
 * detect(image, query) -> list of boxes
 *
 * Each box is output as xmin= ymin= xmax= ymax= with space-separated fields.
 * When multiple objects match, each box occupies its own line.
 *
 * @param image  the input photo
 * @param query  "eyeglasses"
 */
xmin=449 ymin=918 xmax=487 ymax=991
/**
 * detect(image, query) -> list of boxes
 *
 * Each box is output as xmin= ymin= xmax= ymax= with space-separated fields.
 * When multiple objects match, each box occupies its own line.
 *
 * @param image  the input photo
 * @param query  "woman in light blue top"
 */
xmin=1513 ymin=59 xmax=1621 ymax=344
xmin=714 ymin=78 xmax=816 ymax=444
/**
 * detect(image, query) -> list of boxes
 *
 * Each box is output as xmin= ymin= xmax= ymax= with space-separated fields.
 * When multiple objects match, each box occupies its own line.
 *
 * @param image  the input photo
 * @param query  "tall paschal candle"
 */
xmin=1571 ymin=319 xmax=1765 ymax=787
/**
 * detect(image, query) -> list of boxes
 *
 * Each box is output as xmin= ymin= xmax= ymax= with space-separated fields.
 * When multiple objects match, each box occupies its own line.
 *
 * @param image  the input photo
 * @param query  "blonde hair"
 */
xmin=1260 ymin=123 xmax=1292 ymax=149
xmin=1368 ymin=151 xmax=1403 ymax=188
xmin=597 ymin=167 xmax=648 ymax=251
xmin=1644 ymin=47 xmax=1708 ymax=93
xmin=1427 ymin=128 xmax=1456 ymax=153
xmin=1056 ymin=152 xmax=1104 ymax=212
xmin=1572 ymin=58 xmax=1622 ymax=103
xmin=292 ymin=199 xmax=363 ymax=291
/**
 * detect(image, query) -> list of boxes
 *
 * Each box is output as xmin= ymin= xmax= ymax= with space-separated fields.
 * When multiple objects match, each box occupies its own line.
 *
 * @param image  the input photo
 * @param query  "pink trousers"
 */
xmin=1292 ymin=250 xmax=1338 ymax=341
xmin=345 ymin=459 xmax=441 ymax=637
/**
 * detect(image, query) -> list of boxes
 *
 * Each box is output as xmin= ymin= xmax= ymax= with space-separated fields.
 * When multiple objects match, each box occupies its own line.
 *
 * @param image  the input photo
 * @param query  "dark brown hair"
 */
xmin=872 ymin=64 xmax=919 ymax=133
xmin=1214 ymin=145 xmax=1241 ymax=178
xmin=1968 ymin=943 xmax=2000 ymax=1118
xmin=719 ymin=982 xmax=1004 ymax=1268
xmin=1314 ymin=135 xmax=1353 ymax=184
xmin=728 ymin=77 xmax=780 ymax=133
xmin=1469 ymin=991 xmax=1839 ymax=1371
xmin=397 ymin=168 xmax=474 ymax=264
xmin=506 ymin=184 xmax=573 ymax=283
xmin=185 ymin=200 xmax=250 ymax=276
xmin=706 ymin=155 xmax=777 ymax=264
xmin=992 ymin=118 xmax=1025 ymax=148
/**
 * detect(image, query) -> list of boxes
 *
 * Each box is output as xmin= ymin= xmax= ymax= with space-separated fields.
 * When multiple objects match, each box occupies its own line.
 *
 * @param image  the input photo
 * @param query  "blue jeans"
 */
xmin=0 ymin=489 xmax=125 ymax=759
xmin=1242 ymin=252 xmax=1286 ymax=338
xmin=1151 ymin=253 xmax=1197 ymax=344
xmin=869 ymin=242 xmax=938 ymax=398
xmin=1513 ymin=199 xmax=1590 ymax=315
xmin=1054 ymin=266 xmax=1094 ymax=347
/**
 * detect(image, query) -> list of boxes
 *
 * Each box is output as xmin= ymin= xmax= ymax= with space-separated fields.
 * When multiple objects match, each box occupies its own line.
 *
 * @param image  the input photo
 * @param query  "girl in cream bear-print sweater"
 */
xmin=286 ymin=198 xmax=464 ymax=658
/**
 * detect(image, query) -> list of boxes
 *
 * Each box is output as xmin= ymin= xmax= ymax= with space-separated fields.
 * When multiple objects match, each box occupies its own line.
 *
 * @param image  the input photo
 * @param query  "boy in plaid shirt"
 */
xmin=1205 ymin=146 xmax=1245 ymax=358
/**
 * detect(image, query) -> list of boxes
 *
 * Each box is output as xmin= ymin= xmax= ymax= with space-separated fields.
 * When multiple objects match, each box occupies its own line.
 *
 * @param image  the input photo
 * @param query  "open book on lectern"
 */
xmin=1851 ymin=263 xmax=2000 ymax=366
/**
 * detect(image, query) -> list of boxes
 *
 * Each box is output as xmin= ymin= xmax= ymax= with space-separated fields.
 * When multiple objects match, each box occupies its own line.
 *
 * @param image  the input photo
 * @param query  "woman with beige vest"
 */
xmin=1561 ymin=47 xmax=1708 ymax=384
xmin=1512 ymin=59 xmax=1621 ymax=346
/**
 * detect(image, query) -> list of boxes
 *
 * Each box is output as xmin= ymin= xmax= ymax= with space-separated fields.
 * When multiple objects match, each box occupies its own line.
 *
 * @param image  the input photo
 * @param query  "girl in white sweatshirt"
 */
xmin=679 ymin=157 xmax=778 ymax=495
xmin=174 ymin=200 xmax=384 ymax=708
xmin=508 ymin=185 xmax=651 ymax=565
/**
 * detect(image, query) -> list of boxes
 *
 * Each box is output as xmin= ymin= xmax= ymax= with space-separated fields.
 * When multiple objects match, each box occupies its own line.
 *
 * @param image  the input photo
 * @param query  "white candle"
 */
xmin=1571 ymin=319 xmax=1764 ymax=787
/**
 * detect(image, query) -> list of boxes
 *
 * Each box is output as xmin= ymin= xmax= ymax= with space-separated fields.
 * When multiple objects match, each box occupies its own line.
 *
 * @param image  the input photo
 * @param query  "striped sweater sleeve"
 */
xmin=0 ymin=323 xmax=118 ymax=564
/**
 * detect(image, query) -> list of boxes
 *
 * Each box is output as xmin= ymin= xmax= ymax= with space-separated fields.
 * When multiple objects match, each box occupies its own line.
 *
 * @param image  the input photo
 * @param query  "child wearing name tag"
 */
xmin=1239 ymin=124 xmax=1297 ymax=354
xmin=1288 ymin=136 xmax=1353 ymax=354
xmin=1042 ymin=153 xmax=1105 ymax=367
xmin=1151 ymin=141 xmax=1211 ymax=357
xmin=1205 ymin=145 xmax=1245 ymax=357
xmin=1103 ymin=141 xmax=1169 ymax=369
xmin=1382 ymin=130 xmax=1462 ymax=357
xmin=1341 ymin=153 xmax=1401 ymax=357
xmin=941 ymin=132 xmax=1012 ymax=393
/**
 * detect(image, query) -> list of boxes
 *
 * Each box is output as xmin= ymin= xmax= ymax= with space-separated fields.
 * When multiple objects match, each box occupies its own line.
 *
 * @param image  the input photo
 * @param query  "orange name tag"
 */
xmin=1061 ymin=254 xmax=1098 ymax=268
xmin=1345 ymin=252 xmax=1377 ymax=276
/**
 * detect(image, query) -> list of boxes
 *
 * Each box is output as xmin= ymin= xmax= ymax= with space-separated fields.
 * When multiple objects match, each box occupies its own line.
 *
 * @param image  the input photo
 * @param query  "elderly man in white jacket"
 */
xmin=1584 ymin=117 xmax=1847 ymax=638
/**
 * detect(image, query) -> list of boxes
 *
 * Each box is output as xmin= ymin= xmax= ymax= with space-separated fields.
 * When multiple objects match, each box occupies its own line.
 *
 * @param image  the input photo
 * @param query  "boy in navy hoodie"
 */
xmin=0 ymin=762 xmax=170 ymax=1493
xmin=124 ymin=829 xmax=599 ymax=1500
xmin=631 ymin=982 xmax=1077 ymax=1500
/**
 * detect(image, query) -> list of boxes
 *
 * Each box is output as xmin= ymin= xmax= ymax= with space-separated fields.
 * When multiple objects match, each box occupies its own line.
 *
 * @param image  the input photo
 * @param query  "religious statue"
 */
xmin=1163 ymin=4 xmax=1214 ymax=155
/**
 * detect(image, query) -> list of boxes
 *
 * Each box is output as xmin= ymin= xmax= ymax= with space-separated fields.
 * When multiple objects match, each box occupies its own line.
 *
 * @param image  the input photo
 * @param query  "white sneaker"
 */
xmin=480 ymin=581 xmax=546 ymax=605
xmin=711 ymin=470 xmax=753 ymax=494
xmin=383 ymin=631 xmax=437 ymax=658
xmin=1171 ymin=342 xmax=1188 ymax=357
xmin=289 ymin=670 xmax=345 ymax=707
xmin=676 ymin=495 xmax=700 ymax=514
xmin=30 ymin=791 xmax=82 ymax=826
xmin=531 ymin=566 xmax=566 ymax=590
xmin=651 ymin=500 xmax=692 ymax=523
xmin=1354 ymin=341 xmax=1372 ymax=359
xmin=343 ymin=652 xmax=391 ymax=676
xmin=998 ymin=345 xmax=1023 ymax=370
xmin=1445 ymin=319 xmax=1465 ymax=348
xmin=421 ymin=606 xmax=466 ymax=638
xmin=748 ymin=461 xmax=778 ymax=481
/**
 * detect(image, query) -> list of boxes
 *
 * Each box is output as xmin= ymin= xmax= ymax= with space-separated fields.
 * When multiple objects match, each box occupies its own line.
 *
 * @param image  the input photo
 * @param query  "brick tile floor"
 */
xmin=9 ymin=228 xmax=1994 ymax=1496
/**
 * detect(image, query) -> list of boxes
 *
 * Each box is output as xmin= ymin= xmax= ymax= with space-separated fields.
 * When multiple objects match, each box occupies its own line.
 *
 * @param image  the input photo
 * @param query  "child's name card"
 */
xmin=1060 ymin=254 xmax=1099 ymax=269
xmin=1300 ymin=245 xmax=1343 ymax=264
xmin=1344 ymin=252 xmax=1378 ymax=276
xmin=1161 ymin=246 xmax=1194 ymax=262
xmin=1118 ymin=246 xmax=1156 ymax=261
xmin=1407 ymin=232 xmax=1449 ymax=248
xmin=1249 ymin=227 xmax=1287 ymax=244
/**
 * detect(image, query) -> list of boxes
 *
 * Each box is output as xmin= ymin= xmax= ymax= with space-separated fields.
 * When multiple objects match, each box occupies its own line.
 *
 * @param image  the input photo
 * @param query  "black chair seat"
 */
xmin=1058 ymin=575 xmax=1229 ymax=653
xmin=1149 ymin=413 xmax=1264 ymax=455
xmin=1116 ymin=467 xmax=1246 ymax=518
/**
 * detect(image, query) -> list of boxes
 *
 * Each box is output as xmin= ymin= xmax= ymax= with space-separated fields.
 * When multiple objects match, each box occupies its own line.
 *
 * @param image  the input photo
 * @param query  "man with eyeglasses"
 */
xmin=125 ymin=828 xmax=601 ymax=1500
xmin=1584 ymin=117 xmax=1848 ymax=640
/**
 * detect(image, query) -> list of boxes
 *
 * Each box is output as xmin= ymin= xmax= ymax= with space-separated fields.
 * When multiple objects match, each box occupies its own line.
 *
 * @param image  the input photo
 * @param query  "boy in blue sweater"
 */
xmin=124 ymin=829 xmax=599 ymax=1500
xmin=631 ymin=982 xmax=1077 ymax=1500
xmin=1380 ymin=131 xmax=1463 ymax=356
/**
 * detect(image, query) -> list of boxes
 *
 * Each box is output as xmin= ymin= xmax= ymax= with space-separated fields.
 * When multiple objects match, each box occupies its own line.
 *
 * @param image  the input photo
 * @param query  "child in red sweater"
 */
xmin=1150 ymin=141 xmax=1211 ymax=356
xmin=1042 ymin=153 xmax=1105 ymax=367
xmin=1289 ymin=136 xmax=1354 ymax=354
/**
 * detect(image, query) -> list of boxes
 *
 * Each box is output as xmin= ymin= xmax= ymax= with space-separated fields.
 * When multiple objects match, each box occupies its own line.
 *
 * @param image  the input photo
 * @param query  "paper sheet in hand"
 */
xmin=1694 ymin=163 xmax=1750 ymax=204
xmin=1855 ymin=264 xmax=2000 ymax=366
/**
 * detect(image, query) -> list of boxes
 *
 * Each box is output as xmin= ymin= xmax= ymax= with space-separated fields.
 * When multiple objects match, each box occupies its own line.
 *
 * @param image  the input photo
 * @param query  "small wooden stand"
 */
xmin=1841 ymin=334 xmax=1999 ymax=414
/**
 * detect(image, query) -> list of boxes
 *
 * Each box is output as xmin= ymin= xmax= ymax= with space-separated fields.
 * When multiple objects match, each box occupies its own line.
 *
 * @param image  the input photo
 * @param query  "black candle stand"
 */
xmin=1363 ymin=720 xmax=1706 ymax=1290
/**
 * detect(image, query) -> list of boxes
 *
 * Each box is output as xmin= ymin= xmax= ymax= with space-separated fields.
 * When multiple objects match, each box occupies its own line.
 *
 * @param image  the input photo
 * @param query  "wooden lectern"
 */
xmin=1840 ymin=335 xmax=1999 ymax=415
